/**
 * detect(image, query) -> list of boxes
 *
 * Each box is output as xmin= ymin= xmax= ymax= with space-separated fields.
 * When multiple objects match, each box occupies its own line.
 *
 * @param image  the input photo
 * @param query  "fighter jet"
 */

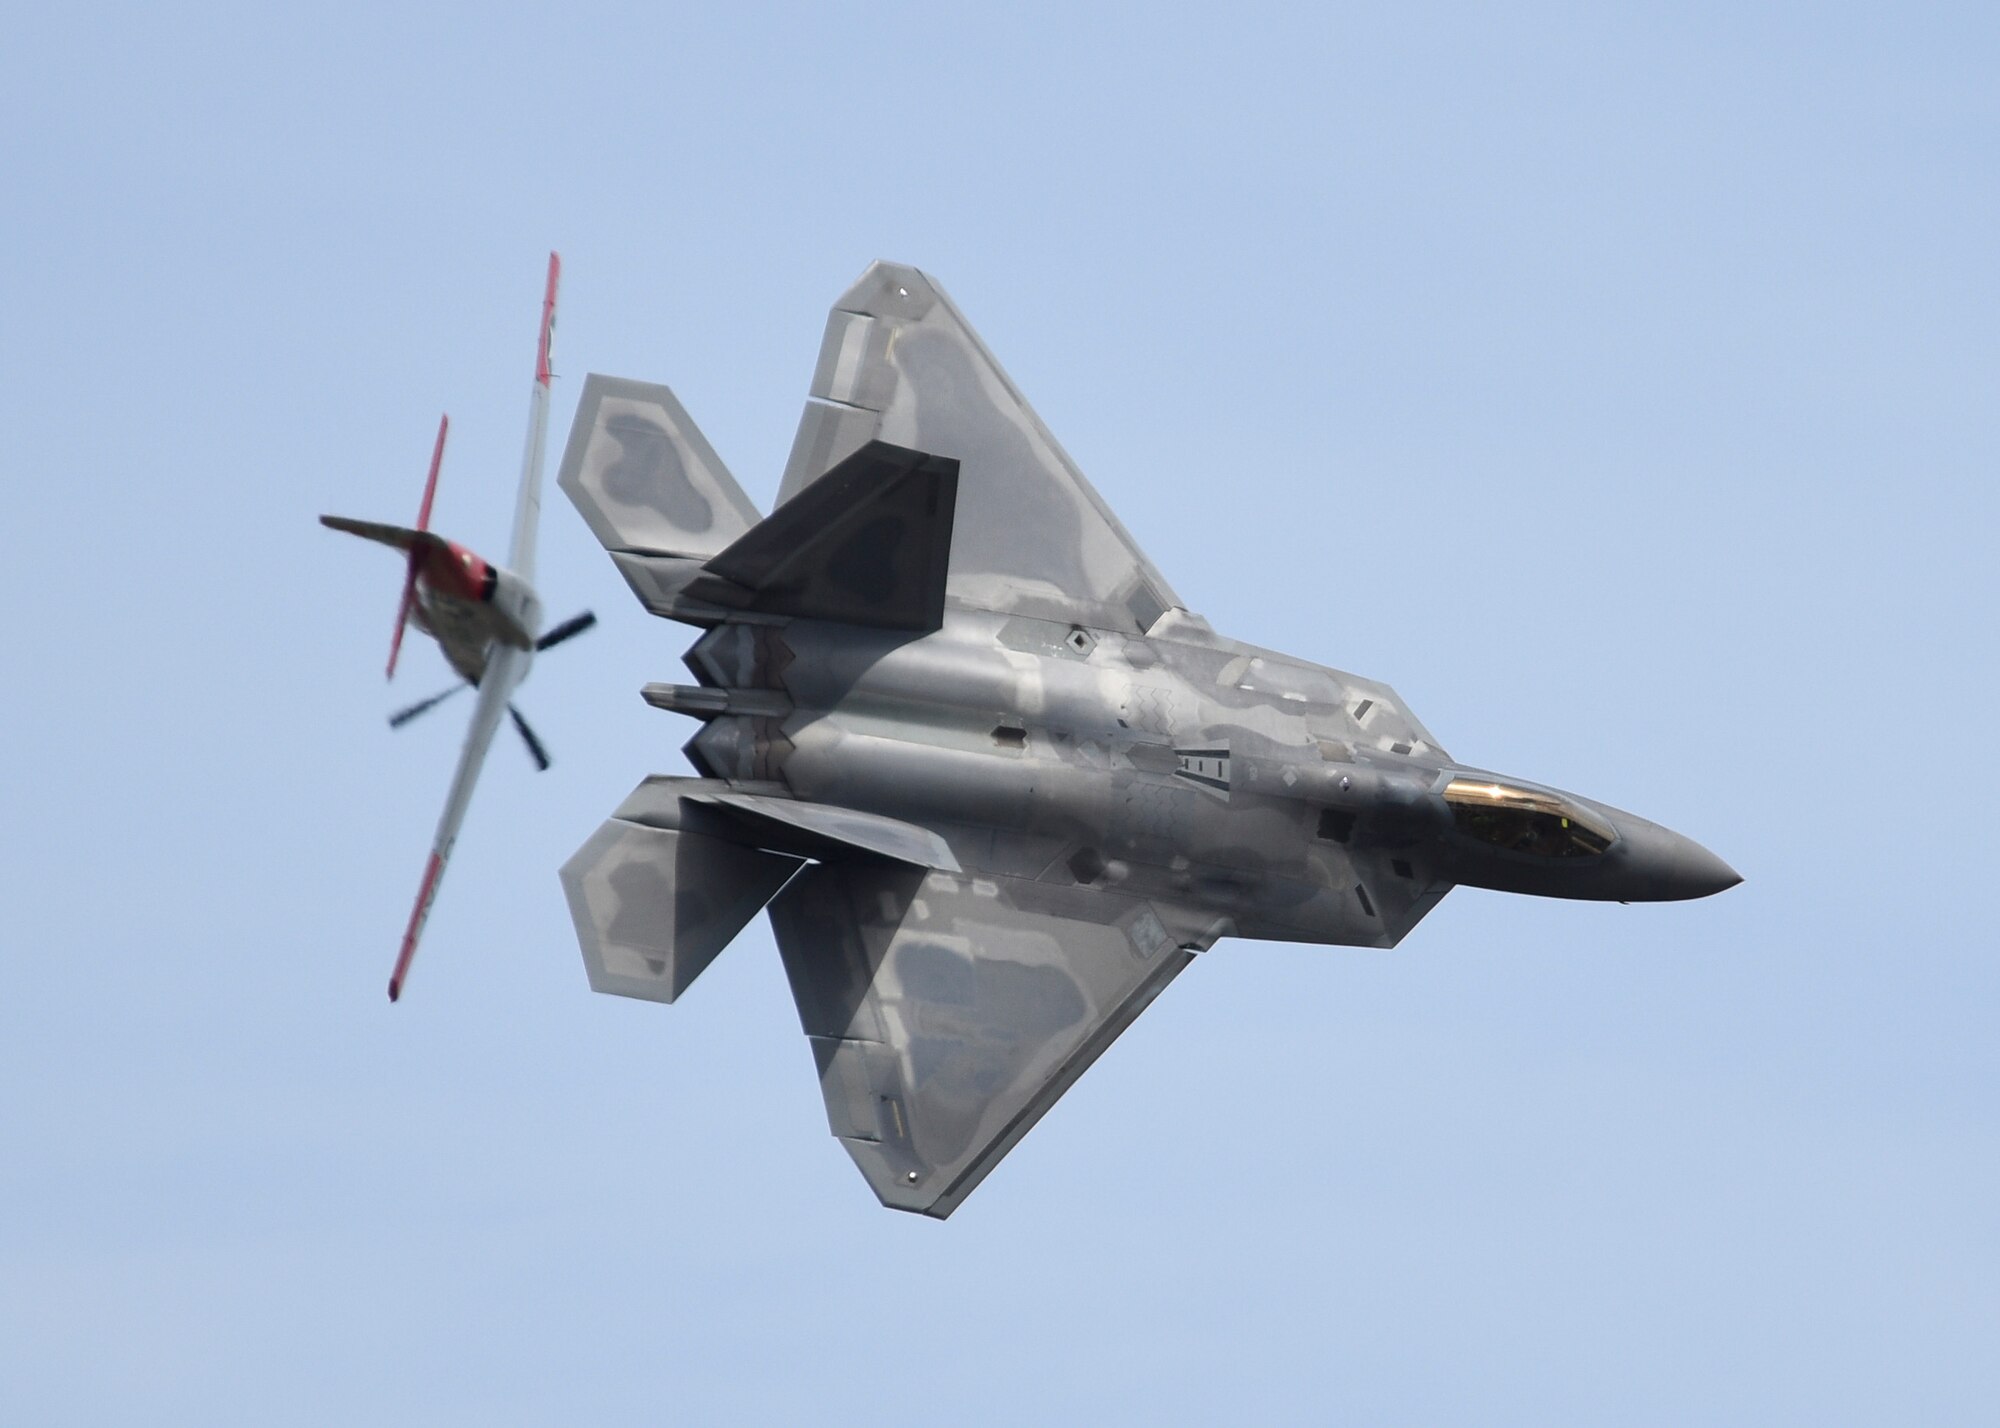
xmin=555 ymin=262 xmax=1740 ymax=1218
xmin=323 ymin=252 xmax=595 ymax=1001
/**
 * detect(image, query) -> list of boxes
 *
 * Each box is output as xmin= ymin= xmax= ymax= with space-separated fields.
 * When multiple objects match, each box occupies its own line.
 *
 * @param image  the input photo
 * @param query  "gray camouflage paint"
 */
xmin=557 ymin=262 xmax=1741 ymax=1217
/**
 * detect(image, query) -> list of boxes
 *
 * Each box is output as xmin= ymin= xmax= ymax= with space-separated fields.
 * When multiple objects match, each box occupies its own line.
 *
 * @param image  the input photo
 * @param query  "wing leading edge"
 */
xmin=768 ymin=862 xmax=1196 ymax=1217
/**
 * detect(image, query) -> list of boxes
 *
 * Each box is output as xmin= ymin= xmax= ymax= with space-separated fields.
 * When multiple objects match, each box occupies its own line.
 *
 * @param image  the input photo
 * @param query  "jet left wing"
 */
xmin=387 ymin=645 xmax=524 ymax=1001
xmin=767 ymin=862 xmax=1196 ymax=1217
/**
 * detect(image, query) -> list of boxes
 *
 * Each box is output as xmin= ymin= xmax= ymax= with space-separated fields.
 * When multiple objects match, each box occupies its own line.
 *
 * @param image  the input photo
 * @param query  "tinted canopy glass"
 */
xmin=1443 ymin=779 xmax=1613 ymax=858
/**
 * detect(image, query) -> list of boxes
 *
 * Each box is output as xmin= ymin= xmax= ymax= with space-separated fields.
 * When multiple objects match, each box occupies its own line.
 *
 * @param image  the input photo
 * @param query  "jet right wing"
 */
xmin=767 ymin=861 xmax=1196 ymax=1218
xmin=778 ymin=263 xmax=1182 ymax=636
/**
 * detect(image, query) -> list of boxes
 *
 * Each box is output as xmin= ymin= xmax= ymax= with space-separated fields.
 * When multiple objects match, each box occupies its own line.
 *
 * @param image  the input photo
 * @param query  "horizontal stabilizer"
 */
xmin=561 ymin=813 xmax=801 ymax=1003
xmin=320 ymin=515 xmax=453 ymax=561
xmin=683 ymin=440 xmax=958 ymax=631
xmin=558 ymin=374 xmax=762 ymax=561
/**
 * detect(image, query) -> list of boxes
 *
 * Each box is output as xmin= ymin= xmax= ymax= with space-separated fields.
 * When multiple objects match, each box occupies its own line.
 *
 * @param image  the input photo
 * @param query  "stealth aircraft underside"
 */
xmin=556 ymin=263 xmax=1740 ymax=1218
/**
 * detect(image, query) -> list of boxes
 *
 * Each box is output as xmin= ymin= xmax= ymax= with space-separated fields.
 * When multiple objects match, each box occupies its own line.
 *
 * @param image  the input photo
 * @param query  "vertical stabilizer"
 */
xmin=388 ymin=412 xmax=449 ymax=679
xmin=561 ymin=780 xmax=803 ymax=1003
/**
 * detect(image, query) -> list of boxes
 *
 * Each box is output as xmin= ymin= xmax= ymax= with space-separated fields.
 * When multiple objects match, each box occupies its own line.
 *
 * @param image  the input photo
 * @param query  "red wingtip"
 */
xmin=535 ymin=252 xmax=560 ymax=388
xmin=387 ymin=852 xmax=444 ymax=1003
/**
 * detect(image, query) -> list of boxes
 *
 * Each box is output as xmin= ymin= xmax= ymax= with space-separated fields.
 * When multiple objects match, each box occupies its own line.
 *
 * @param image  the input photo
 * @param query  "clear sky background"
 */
xmin=5 ymin=3 xmax=1995 ymax=1423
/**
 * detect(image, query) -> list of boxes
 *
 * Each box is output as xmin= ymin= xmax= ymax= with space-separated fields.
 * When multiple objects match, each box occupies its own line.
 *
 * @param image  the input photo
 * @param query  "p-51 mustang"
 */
xmin=323 ymin=253 xmax=594 ymax=1001
xmin=555 ymin=262 xmax=1740 ymax=1218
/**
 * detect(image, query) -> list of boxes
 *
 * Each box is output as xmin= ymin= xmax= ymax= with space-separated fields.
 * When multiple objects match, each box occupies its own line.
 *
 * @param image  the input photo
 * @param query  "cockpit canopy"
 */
xmin=1443 ymin=778 xmax=1614 ymax=858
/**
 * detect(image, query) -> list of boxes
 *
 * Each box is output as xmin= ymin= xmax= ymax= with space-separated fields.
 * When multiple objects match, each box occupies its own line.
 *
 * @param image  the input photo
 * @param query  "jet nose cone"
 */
xmin=1616 ymin=819 xmax=1742 ymax=900
xmin=1669 ymin=840 xmax=1742 ymax=899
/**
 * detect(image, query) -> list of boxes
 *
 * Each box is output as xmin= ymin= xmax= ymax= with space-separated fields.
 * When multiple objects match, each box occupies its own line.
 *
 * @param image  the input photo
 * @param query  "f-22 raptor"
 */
xmin=555 ymin=263 xmax=1740 ymax=1218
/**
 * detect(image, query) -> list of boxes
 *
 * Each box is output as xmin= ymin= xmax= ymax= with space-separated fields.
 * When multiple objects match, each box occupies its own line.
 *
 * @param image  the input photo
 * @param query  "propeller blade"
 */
xmin=509 ymin=704 xmax=551 ymax=772
xmin=388 ymin=683 xmax=466 ymax=728
xmin=535 ymin=609 xmax=597 ymax=652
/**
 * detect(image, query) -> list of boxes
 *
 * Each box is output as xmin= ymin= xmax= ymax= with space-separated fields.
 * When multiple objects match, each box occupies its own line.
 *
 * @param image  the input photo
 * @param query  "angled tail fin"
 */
xmin=561 ymin=778 xmax=803 ymax=1003
xmin=391 ymin=413 xmax=449 ymax=679
xmin=315 ymin=412 xmax=449 ymax=680
xmin=684 ymin=440 xmax=958 ymax=631
xmin=558 ymin=376 xmax=957 ymax=631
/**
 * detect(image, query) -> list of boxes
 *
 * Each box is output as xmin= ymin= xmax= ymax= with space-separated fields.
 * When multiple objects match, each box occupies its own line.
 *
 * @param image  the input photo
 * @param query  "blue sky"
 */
xmin=5 ymin=3 xmax=1996 ymax=1423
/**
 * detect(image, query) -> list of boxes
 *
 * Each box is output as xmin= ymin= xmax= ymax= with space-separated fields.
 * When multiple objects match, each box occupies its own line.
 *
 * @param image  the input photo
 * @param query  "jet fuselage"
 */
xmin=667 ymin=604 xmax=1736 ymax=955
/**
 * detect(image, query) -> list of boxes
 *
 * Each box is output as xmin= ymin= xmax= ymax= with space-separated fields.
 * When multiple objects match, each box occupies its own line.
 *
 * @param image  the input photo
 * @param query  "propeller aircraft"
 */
xmin=322 ymin=253 xmax=594 ymax=1001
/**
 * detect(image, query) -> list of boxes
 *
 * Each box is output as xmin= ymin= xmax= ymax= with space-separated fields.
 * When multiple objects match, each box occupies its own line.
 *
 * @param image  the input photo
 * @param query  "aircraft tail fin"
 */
xmin=559 ymin=373 xmax=958 ymax=631
xmin=560 ymin=779 xmax=803 ymax=1004
xmin=392 ymin=413 xmax=449 ymax=677
xmin=319 ymin=413 xmax=449 ymax=679
xmin=558 ymin=374 xmax=766 ymax=618
xmin=681 ymin=440 xmax=958 ymax=631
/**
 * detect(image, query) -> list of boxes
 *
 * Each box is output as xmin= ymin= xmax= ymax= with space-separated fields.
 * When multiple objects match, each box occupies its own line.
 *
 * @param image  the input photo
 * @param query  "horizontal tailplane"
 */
xmin=319 ymin=515 xmax=450 ymax=558
xmin=558 ymin=374 xmax=761 ymax=559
